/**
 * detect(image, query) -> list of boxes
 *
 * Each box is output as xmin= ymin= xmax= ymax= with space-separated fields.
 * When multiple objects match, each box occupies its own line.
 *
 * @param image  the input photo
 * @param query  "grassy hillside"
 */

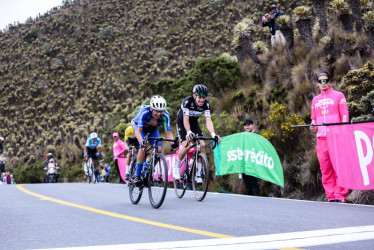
xmin=0 ymin=0 xmax=373 ymax=202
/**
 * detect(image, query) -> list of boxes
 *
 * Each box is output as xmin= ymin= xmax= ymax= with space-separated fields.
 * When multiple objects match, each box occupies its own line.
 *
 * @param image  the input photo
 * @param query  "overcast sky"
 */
xmin=0 ymin=0 xmax=62 ymax=31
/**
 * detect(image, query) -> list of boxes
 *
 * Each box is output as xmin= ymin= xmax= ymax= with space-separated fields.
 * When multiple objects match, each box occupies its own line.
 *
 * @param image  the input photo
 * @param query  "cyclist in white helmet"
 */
xmin=83 ymin=132 xmax=102 ymax=175
xmin=131 ymin=96 xmax=177 ymax=186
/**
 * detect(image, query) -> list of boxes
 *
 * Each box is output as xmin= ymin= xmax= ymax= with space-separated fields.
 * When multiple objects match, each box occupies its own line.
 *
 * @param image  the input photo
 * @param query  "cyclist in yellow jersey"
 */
xmin=124 ymin=125 xmax=136 ymax=180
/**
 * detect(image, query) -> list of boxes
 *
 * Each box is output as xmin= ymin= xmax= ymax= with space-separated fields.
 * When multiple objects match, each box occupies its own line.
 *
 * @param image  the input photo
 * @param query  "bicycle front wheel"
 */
xmin=173 ymin=157 xmax=187 ymax=198
xmin=192 ymin=153 xmax=209 ymax=201
xmin=148 ymin=153 xmax=168 ymax=209
xmin=91 ymin=165 xmax=96 ymax=184
xmin=129 ymin=159 xmax=143 ymax=204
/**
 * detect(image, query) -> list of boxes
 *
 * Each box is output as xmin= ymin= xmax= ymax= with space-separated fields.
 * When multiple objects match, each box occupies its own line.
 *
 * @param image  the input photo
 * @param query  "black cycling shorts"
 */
xmin=87 ymin=147 xmax=98 ymax=160
xmin=177 ymin=118 xmax=203 ymax=142
xmin=127 ymin=136 xmax=139 ymax=149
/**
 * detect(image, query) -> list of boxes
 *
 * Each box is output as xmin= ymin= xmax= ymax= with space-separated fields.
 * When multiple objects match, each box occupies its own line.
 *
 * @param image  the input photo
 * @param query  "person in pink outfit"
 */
xmin=113 ymin=132 xmax=127 ymax=183
xmin=310 ymin=73 xmax=349 ymax=203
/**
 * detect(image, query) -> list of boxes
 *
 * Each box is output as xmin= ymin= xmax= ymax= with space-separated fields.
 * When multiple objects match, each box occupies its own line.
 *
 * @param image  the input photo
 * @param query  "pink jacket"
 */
xmin=113 ymin=139 xmax=126 ymax=160
xmin=311 ymin=87 xmax=349 ymax=138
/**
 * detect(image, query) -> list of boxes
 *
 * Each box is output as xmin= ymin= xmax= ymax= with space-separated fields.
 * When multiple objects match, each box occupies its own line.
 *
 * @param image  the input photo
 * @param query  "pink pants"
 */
xmin=316 ymin=138 xmax=348 ymax=202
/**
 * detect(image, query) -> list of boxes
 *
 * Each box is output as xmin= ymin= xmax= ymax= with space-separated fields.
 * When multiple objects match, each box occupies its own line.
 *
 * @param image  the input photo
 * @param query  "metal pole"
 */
xmin=292 ymin=120 xmax=374 ymax=128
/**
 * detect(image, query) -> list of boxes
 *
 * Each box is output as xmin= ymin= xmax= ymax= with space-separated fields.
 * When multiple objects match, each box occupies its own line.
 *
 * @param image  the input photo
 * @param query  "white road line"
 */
xmin=44 ymin=225 xmax=374 ymax=250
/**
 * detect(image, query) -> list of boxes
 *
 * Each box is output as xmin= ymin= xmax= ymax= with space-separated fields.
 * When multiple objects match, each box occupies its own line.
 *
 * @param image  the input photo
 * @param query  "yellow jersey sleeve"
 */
xmin=124 ymin=126 xmax=135 ymax=141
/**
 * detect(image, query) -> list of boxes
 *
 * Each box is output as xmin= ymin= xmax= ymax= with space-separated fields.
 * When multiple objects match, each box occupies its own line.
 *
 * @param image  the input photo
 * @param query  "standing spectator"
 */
xmin=6 ymin=171 xmax=11 ymax=184
xmin=310 ymin=73 xmax=349 ymax=203
xmin=262 ymin=4 xmax=286 ymax=47
xmin=241 ymin=119 xmax=260 ymax=196
xmin=95 ymin=168 xmax=101 ymax=183
xmin=11 ymin=175 xmax=16 ymax=184
xmin=123 ymin=125 xmax=136 ymax=181
xmin=1 ymin=173 xmax=5 ymax=184
xmin=0 ymin=136 xmax=4 ymax=155
xmin=112 ymin=132 xmax=126 ymax=183
xmin=105 ymin=163 xmax=111 ymax=183
xmin=0 ymin=160 xmax=5 ymax=173
xmin=101 ymin=162 xmax=111 ymax=183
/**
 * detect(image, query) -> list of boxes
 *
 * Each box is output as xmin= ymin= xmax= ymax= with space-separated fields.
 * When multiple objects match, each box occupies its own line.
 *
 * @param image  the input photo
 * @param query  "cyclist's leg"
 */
xmin=176 ymin=121 xmax=191 ymax=161
xmin=91 ymin=148 xmax=98 ymax=168
xmin=148 ymin=128 xmax=162 ymax=153
xmin=134 ymin=124 xmax=148 ymax=178
xmin=126 ymin=140 xmax=132 ymax=168
xmin=125 ymin=144 xmax=132 ymax=180
xmin=193 ymin=125 xmax=205 ymax=179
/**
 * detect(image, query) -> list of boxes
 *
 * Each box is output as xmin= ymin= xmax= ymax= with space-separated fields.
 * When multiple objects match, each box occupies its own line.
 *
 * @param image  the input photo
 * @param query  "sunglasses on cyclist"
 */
xmin=153 ymin=110 xmax=164 ymax=114
xmin=196 ymin=92 xmax=207 ymax=98
xmin=317 ymin=78 xmax=329 ymax=84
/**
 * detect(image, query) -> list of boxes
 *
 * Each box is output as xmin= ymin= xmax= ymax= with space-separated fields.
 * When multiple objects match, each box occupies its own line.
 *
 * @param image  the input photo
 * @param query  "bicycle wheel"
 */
xmin=173 ymin=157 xmax=187 ymax=198
xmin=84 ymin=163 xmax=90 ymax=183
xmin=91 ymin=164 xmax=96 ymax=184
xmin=85 ymin=161 xmax=91 ymax=183
xmin=148 ymin=153 xmax=168 ymax=209
xmin=192 ymin=153 xmax=209 ymax=201
xmin=129 ymin=159 xmax=143 ymax=204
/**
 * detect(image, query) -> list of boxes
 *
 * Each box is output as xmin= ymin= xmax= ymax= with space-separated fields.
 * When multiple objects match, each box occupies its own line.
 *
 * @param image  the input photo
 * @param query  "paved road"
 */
xmin=1 ymin=183 xmax=373 ymax=249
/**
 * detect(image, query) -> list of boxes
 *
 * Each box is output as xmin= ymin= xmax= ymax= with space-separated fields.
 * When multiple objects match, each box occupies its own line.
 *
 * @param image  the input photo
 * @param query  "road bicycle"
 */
xmin=128 ymin=134 xmax=178 ymax=209
xmin=84 ymin=156 xmax=97 ymax=184
xmin=173 ymin=136 xmax=219 ymax=201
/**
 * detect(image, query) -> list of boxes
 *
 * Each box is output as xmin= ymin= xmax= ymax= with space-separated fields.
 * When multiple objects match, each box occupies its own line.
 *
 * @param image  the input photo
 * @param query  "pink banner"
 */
xmin=117 ymin=154 xmax=182 ymax=183
xmin=327 ymin=122 xmax=374 ymax=190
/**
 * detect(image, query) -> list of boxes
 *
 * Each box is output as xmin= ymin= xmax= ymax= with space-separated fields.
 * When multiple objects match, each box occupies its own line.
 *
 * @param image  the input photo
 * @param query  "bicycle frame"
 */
xmin=84 ymin=156 xmax=96 ymax=184
xmin=128 ymin=133 xmax=178 ymax=208
xmin=174 ymin=135 xmax=218 ymax=201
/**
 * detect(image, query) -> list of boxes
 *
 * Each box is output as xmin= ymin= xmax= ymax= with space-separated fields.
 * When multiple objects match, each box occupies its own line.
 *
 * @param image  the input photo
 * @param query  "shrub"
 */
xmin=59 ymin=164 xmax=85 ymax=182
xmin=341 ymin=62 xmax=374 ymax=118
xmin=12 ymin=162 xmax=45 ymax=183
xmin=260 ymin=102 xmax=306 ymax=157
xmin=23 ymin=29 xmax=38 ymax=43
xmin=99 ymin=25 xmax=119 ymax=42
xmin=188 ymin=57 xmax=242 ymax=97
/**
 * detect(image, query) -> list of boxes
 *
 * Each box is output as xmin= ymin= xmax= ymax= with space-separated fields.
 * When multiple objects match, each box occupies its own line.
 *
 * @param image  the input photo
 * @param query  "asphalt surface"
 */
xmin=1 ymin=183 xmax=374 ymax=249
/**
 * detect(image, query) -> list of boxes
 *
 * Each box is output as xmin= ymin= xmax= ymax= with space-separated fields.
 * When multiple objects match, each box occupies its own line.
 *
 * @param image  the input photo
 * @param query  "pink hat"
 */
xmin=113 ymin=132 xmax=119 ymax=137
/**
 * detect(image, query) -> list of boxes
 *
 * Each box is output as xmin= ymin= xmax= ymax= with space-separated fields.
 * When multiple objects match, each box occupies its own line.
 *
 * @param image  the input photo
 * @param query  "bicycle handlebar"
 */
xmin=143 ymin=134 xmax=179 ymax=147
xmin=185 ymin=136 xmax=219 ymax=150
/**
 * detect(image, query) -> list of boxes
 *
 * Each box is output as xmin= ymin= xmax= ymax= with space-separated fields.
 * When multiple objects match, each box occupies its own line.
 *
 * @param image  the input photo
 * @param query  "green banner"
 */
xmin=214 ymin=132 xmax=284 ymax=187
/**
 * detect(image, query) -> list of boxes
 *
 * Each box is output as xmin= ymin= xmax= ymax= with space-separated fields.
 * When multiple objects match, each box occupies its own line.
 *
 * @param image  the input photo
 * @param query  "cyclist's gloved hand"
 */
xmin=211 ymin=132 xmax=221 ymax=143
xmin=96 ymin=152 xmax=100 ymax=157
xmin=83 ymin=153 xmax=87 ymax=157
xmin=186 ymin=130 xmax=195 ymax=141
xmin=171 ymin=142 xmax=179 ymax=150
xmin=139 ymin=141 xmax=144 ymax=149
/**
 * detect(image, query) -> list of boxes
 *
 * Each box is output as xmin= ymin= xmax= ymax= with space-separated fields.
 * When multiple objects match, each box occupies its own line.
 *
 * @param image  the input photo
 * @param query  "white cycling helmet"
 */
xmin=91 ymin=132 xmax=98 ymax=139
xmin=150 ymin=96 xmax=167 ymax=111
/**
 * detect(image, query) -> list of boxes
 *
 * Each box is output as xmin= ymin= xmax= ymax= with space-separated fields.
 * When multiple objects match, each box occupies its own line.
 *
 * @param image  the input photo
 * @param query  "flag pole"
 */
xmin=292 ymin=120 xmax=374 ymax=128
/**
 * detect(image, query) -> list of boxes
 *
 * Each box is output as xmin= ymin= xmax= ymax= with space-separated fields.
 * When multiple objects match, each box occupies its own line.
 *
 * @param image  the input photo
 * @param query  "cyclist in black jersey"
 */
xmin=174 ymin=84 xmax=221 ymax=182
